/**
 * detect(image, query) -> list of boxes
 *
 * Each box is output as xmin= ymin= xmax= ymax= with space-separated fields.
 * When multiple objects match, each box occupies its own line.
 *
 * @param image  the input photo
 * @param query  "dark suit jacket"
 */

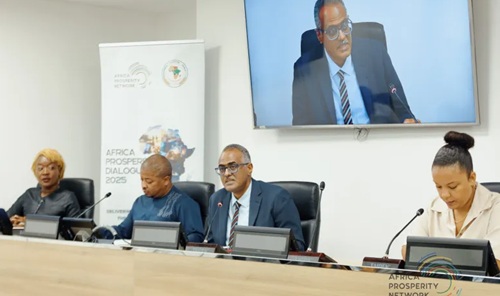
xmin=206 ymin=179 xmax=306 ymax=251
xmin=292 ymin=36 xmax=414 ymax=125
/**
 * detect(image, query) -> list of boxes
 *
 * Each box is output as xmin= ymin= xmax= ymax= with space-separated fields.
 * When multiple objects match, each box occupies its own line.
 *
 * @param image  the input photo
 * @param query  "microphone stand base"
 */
xmin=185 ymin=242 xmax=228 ymax=254
xmin=287 ymin=251 xmax=337 ymax=263
xmin=362 ymin=257 xmax=405 ymax=269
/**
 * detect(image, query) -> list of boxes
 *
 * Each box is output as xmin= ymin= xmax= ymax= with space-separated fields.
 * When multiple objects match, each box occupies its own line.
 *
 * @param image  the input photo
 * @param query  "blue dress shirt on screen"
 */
xmin=113 ymin=186 xmax=204 ymax=242
xmin=326 ymin=52 xmax=370 ymax=124
xmin=225 ymin=182 xmax=252 ymax=246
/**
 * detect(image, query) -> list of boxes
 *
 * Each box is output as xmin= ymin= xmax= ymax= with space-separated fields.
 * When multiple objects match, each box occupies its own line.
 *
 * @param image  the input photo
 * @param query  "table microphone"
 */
xmin=362 ymin=208 xmax=424 ymax=269
xmin=287 ymin=181 xmax=337 ymax=263
xmin=203 ymin=201 xmax=223 ymax=243
xmin=384 ymin=208 xmax=424 ymax=258
xmin=76 ymin=192 xmax=112 ymax=219
xmin=185 ymin=201 xmax=226 ymax=253
xmin=34 ymin=199 xmax=44 ymax=214
xmin=306 ymin=181 xmax=325 ymax=252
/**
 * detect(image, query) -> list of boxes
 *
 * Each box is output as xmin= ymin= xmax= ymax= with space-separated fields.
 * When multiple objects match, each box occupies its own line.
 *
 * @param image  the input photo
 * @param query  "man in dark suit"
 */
xmin=292 ymin=0 xmax=417 ymax=125
xmin=206 ymin=144 xmax=305 ymax=251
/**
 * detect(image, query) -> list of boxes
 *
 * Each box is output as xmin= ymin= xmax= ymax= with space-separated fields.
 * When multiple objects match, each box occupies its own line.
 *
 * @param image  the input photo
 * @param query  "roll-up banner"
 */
xmin=99 ymin=40 xmax=205 ymax=225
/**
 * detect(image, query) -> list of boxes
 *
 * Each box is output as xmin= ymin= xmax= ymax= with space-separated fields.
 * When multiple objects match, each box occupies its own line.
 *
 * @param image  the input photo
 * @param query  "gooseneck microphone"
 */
xmin=383 ymin=208 xmax=424 ymax=258
xmin=76 ymin=192 xmax=112 ymax=219
xmin=306 ymin=181 xmax=325 ymax=252
xmin=34 ymin=199 xmax=45 ymax=214
xmin=388 ymin=83 xmax=418 ymax=123
xmin=203 ymin=201 xmax=223 ymax=243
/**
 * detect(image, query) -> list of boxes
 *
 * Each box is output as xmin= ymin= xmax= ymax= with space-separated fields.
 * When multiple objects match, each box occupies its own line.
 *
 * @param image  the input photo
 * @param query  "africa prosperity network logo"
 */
xmin=388 ymin=253 xmax=462 ymax=296
xmin=417 ymin=254 xmax=462 ymax=296
xmin=113 ymin=62 xmax=151 ymax=89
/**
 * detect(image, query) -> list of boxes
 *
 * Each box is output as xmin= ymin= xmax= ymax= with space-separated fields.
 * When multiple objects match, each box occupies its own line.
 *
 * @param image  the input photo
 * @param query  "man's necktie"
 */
xmin=228 ymin=201 xmax=241 ymax=248
xmin=338 ymin=70 xmax=353 ymax=125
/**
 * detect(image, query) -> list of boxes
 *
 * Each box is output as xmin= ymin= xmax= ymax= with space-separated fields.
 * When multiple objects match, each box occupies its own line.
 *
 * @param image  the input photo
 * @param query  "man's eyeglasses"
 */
xmin=320 ymin=18 xmax=352 ymax=41
xmin=215 ymin=163 xmax=249 ymax=175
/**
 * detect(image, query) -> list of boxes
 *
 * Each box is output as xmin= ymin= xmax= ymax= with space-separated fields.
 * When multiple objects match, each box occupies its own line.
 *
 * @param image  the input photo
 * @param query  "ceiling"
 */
xmin=48 ymin=0 xmax=194 ymax=14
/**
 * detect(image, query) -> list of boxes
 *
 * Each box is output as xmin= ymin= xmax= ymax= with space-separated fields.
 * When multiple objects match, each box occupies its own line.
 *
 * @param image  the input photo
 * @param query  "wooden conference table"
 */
xmin=0 ymin=235 xmax=498 ymax=296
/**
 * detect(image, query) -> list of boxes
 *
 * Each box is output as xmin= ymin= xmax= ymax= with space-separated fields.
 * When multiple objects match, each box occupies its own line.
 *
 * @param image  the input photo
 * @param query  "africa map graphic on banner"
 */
xmin=139 ymin=125 xmax=194 ymax=182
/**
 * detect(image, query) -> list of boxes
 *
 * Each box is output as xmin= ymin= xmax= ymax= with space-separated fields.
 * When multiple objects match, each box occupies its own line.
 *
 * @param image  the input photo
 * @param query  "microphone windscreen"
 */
xmin=416 ymin=208 xmax=424 ymax=216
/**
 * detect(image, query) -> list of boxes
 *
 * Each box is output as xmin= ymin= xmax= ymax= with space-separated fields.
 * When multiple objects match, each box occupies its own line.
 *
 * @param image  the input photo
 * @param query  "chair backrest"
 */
xmin=481 ymin=182 xmax=500 ymax=194
xmin=300 ymin=22 xmax=387 ymax=55
xmin=269 ymin=181 xmax=320 ymax=252
xmin=59 ymin=178 xmax=95 ymax=219
xmin=174 ymin=181 xmax=215 ymax=227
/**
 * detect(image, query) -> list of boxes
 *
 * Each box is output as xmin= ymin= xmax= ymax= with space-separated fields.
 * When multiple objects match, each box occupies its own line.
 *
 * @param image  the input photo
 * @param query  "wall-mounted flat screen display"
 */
xmin=245 ymin=0 xmax=478 ymax=128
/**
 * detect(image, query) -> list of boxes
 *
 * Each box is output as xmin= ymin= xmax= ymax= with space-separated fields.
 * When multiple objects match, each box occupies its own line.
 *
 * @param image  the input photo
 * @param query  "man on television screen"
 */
xmin=292 ymin=0 xmax=418 ymax=125
xmin=206 ymin=144 xmax=305 ymax=251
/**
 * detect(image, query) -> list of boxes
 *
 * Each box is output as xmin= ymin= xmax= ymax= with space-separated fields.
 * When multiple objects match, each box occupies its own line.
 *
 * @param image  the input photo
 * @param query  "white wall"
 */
xmin=197 ymin=0 xmax=500 ymax=264
xmin=0 ymin=0 xmax=195 ymax=223
xmin=155 ymin=2 xmax=196 ymax=40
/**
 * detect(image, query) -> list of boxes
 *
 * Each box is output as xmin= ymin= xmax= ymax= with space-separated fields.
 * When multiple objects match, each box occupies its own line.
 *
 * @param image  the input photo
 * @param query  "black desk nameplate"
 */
xmin=185 ymin=242 xmax=227 ymax=254
xmin=288 ymin=251 xmax=337 ymax=263
xmin=362 ymin=257 xmax=404 ymax=269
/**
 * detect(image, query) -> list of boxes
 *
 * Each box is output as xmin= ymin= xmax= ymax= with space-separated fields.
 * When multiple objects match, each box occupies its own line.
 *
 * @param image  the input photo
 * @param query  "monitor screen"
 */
xmin=245 ymin=0 xmax=478 ymax=128
xmin=232 ymin=225 xmax=296 ymax=259
xmin=131 ymin=221 xmax=186 ymax=249
xmin=405 ymin=236 xmax=500 ymax=277
xmin=22 ymin=214 xmax=61 ymax=240
xmin=59 ymin=217 xmax=96 ymax=241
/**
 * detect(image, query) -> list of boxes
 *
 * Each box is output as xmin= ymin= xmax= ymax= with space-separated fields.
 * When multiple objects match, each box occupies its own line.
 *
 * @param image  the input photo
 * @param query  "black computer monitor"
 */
xmin=131 ymin=221 xmax=187 ymax=249
xmin=59 ymin=217 xmax=96 ymax=241
xmin=0 ymin=208 xmax=13 ymax=235
xmin=405 ymin=236 xmax=500 ymax=277
xmin=22 ymin=214 xmax=61 ymax=239
xmin=231 ymin=225 xmax=298 ymax=259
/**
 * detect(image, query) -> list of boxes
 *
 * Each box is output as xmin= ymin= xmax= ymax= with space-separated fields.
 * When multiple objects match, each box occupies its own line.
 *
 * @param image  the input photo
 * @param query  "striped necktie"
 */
xmin=338 ymin=70 xmax=353 ymax=125
xmin=228 ymin=201 xmax=241 ymax=248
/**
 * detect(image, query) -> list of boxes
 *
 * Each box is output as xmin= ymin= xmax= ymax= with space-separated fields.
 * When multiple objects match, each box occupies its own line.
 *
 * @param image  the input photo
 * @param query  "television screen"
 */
xmin=244 ymin=0 xmax=478 ymax=128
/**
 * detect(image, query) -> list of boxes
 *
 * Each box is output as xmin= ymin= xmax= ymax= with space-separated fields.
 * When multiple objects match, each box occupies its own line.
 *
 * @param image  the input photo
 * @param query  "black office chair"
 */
xmin=300 ymin=22 xmax=387 ymax=56
xmin=269 ymin=181 xmax=321 ymax=252
xmin=174 ymin=181 xmax=215 ymax=228
xmin=59 ymin=178 xmax=95 ymax=219
xmin=481 ymin=182 xmax=500 ymax=194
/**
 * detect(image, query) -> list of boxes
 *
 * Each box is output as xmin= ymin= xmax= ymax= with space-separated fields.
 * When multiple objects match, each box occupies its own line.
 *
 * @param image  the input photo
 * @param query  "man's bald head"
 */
xmin=141 ymin=154 xmax=172 ymax=177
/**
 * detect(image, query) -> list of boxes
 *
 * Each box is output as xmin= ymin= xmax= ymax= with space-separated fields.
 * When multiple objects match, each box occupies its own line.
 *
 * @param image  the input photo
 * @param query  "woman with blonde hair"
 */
xmin=7 ymin=148 xmax=80 ymax=226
